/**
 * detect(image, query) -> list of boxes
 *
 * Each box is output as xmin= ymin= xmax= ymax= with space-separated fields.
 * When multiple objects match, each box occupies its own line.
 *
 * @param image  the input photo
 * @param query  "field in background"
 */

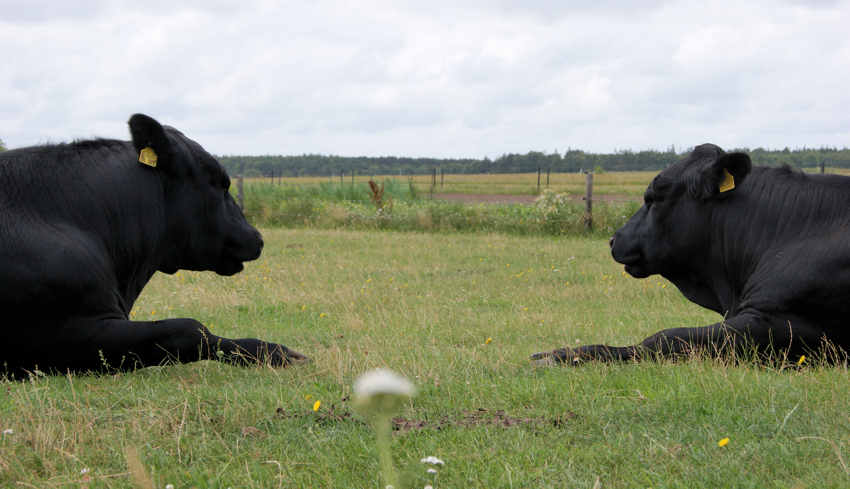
xmin=251 ymin=167 xmax=850 ymax=199
xmin=2 ymin=229 xmax=847 ymax=488
xmin=247 ymin=171 xmax=654 ymax=198
xmin=234 ymin=173 xmax=645 ymax=237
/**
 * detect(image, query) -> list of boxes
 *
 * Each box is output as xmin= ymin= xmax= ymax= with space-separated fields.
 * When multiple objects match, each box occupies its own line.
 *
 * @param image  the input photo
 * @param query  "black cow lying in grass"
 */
xmin=534 ymin=143 xmax=849 ymax=365
xmin=0 ymin=114 xmax=307 ymax=378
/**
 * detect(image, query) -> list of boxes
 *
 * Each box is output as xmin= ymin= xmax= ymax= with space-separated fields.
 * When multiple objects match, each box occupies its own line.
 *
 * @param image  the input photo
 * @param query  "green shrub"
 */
xmin=238 ymin=179 xmax=640 ymax=237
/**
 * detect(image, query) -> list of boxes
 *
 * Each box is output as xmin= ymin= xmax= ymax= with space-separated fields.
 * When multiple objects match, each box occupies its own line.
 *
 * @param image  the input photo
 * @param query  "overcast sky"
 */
xmin=2 ymin=0 xmax=848 ymax=158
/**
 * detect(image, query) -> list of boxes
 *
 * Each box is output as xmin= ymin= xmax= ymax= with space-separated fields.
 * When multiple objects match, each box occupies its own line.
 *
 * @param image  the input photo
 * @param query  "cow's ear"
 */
xmin=128 ymin=114 xmax=171 ymax=170
xmin=712 ymin=152 xmax=751 ymax=194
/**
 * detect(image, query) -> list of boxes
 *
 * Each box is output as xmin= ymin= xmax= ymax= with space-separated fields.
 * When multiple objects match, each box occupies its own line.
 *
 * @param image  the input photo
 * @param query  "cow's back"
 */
xmin=0 ymin=141 xmax=148 ymax=318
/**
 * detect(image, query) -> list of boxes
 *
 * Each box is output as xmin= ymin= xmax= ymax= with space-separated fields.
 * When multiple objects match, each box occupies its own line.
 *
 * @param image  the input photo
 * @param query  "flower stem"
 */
xmin=374 ymin=414 xmax=397 ymax=488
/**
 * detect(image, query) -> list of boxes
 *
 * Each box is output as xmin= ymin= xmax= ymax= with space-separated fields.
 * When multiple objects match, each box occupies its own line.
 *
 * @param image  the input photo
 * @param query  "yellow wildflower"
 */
xmin=313 ymin=400 xmax=321 ymax=412
xmin=718 ymin=437 xmax=729 ymax=447
xmin=485 ymin=337 xmax=492 ymax=345
xmin=797 ymin=355 xmax=806 ymax=366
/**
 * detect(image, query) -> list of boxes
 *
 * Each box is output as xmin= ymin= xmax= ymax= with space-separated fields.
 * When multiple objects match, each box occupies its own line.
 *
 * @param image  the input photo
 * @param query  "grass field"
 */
xmin=2 ymin=229 xmax=849 ymax=488
xmin=248 ymin=171 xmax=654 ymax=198
xmin=260 ymin=168 xmax=850 ymax=199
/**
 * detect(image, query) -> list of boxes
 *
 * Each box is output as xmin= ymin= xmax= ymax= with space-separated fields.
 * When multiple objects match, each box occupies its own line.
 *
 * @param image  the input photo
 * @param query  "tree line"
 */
xmin=218 ymin=146 xmax=850 ymax=177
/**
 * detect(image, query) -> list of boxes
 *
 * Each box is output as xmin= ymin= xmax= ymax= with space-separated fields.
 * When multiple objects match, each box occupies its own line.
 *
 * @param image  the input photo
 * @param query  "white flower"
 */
xmin=165 ymin=485 xmax=175 ymax=489
xmin=2 ymin=429 xmax=12 ymax=435
xmin=420 ymin=456 xmax=445 ymax=466
xmin=354 ymin=369 xmax=415 ymax=399
xmin=424 ymin=486 xmax=434 ymax=489
xmin=80 ymin=468 xmax=90 ymax=475
xmin=426 ymin=468 xmax=438 ymax=474
xmin=353 ymin=369 xmax=416 ymax=415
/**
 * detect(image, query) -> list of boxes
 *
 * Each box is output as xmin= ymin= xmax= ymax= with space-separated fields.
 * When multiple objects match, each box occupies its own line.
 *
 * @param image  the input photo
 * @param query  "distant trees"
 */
xmin=0 ymin=138 xmax=5 ymax=152
xmin=217 ymin=146 xmax=850 ymax=177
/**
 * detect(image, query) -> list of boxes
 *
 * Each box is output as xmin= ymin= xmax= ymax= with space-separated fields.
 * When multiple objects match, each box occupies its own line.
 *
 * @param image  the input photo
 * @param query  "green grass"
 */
xmin=238 ymin=180 xmax=642 ymax=237
xmin=246 ymin=171 xmax=654 ymax=197
xmin=2 ymin=230 xmax=848 ymax=488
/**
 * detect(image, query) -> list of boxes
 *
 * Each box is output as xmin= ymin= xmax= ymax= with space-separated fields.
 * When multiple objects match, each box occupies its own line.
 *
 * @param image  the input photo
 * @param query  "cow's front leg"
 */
xmin=52 ymin=318 xmax=309 ymax=374
xmin=531 ymin=314 xmax=820 ymax=365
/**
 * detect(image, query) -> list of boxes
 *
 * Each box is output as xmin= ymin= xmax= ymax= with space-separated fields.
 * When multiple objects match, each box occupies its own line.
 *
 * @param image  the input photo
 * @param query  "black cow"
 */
xmin=533 ymin=143 xmax=850 ymax=365
xmin=0 ymin=114 xmax=307 ymax=378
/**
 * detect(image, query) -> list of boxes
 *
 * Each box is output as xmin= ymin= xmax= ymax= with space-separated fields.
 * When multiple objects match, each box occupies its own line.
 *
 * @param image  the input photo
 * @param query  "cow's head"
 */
xmin=128 ymin=114 xmax=263 ymax=276
xmin=610 ymin=143 xmax=751 ymax=278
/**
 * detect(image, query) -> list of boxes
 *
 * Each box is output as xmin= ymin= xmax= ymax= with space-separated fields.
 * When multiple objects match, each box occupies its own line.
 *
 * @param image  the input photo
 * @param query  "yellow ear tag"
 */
xmin=138 ymin=147 xmax=158 ymax=167
xmin=719 ymin=168 xmax=735 ymax=193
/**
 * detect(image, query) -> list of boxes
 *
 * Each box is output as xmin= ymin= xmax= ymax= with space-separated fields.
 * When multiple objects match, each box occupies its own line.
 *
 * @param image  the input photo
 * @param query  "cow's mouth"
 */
xmin=215 ymin=259 xmax=245 ymax=276
xmin=613 ymin=253 xmax=650 ymax=278
xmin=623 ymin=263 xmax=650 ymax=278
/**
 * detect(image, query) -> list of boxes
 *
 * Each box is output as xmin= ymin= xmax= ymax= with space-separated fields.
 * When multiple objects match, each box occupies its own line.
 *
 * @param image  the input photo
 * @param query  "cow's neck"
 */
xmin=74 ymin=146 xmax=171 ymax=315
xmin=663 ymin=268 xmax=727 ymax=314
xmin=703 ymin=168 xmax=845 ymax=313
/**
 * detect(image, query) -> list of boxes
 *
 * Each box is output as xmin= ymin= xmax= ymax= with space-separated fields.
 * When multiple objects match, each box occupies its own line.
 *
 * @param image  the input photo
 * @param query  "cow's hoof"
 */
xmin=282 ymin=347 xmax=311 ymax=367
xmin=530 ymin=348 xmax=578 ymax=366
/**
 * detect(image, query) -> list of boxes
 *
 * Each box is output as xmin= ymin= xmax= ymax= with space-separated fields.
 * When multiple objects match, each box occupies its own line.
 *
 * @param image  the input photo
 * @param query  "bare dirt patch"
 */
xmin=274 ymin=404 xmax=577 ymax=432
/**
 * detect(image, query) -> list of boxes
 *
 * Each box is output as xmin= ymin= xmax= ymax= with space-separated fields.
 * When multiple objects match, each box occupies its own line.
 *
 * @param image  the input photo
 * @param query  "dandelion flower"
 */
xmin=718 ymin=437 xmax=730 ymax=447
xmin=313 ymin=400 xmax=321 ymax=411
xmin=485 ymin=337 xmax=492 ymax=345
xmin=319 ymin=312 xmax=327 ymax=318
xmin=797 ymin=355 xmax=806 ymax=366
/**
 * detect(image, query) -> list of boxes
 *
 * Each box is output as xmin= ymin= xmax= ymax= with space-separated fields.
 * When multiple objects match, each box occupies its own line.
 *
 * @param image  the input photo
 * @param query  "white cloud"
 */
xmin=1 ymin=0 xmax=848 ymax=157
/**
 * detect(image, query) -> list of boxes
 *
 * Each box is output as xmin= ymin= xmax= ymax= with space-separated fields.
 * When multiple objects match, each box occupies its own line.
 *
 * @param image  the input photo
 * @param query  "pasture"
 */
xmin=246 ymin=171 xmax=653 ymax=198
xmin=243 ymin=167 xmax=850 ymax=200
xmin=2 ymin=229 xmax=848 ymax=488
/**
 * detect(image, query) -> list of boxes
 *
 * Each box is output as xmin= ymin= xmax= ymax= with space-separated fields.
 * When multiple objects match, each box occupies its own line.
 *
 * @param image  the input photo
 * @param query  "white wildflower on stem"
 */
xmin=420 ymin=456 xmax=445 ymax=466
xmin=353 ymin=369 xmax=416 ymax=489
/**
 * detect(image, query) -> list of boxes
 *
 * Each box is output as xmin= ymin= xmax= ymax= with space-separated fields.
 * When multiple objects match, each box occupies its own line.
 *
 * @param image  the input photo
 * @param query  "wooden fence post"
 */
xmin=584 ymin=171 xmax=593 ymax=230
xmin=537 ymin=167 xmax=541 ymax=194
xmin=237 ymin=175 xmax=244 ymax=210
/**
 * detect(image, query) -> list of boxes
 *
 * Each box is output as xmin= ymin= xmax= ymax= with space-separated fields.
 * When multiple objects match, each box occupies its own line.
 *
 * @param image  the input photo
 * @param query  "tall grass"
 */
xmin=239 ymin=180 xmax=641 ymax=238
